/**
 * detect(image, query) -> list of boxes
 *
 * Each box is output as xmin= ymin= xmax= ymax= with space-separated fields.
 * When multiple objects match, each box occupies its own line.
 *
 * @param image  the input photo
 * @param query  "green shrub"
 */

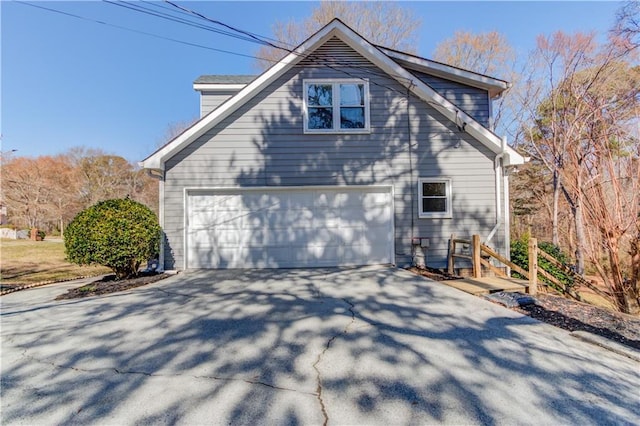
xmin=65 ymin=198 xmax=161 ymax=279
xmin=510 ymin=236 xmax=575 ymax=292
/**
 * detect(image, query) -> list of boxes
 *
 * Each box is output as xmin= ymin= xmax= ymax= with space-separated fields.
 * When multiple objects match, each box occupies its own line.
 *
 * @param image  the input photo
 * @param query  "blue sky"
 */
xmin=2 ymin=1 xmax=624 ymax=162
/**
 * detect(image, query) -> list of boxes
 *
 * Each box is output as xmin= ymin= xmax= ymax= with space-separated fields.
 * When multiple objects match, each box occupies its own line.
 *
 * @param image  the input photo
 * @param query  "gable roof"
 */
xmin=192 ymin=52 xmax=510 ymax=98
xmin=141 ymin=19 xmax=524 ymax=170
xmin=376 ymin=46 xmax=510 ymax=99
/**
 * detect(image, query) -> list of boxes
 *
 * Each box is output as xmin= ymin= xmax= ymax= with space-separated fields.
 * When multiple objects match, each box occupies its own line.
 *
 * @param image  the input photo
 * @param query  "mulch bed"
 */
xmin=514 ymin=294 xmax=640 ymax=350
xmin=410 ymin=267 xmax=640 ymax=351
xmin=55 ymin=272 xmax=172 ymax=300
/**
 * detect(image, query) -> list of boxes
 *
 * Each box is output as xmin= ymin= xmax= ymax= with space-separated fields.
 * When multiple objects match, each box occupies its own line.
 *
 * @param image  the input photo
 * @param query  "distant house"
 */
xmin=0 ymin=202 xmax=7 ymax=225
xmin=141 ymin=19 xmax=524 ymax=271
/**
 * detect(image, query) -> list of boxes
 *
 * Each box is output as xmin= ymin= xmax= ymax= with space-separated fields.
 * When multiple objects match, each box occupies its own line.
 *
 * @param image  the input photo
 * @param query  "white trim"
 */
xmin=158 ymin=179 xmax=165 ymax=272
xmin=378 ymin=47 xmax=510 ymax=98
xmin=141 ymin=22 xmax=341 ymax=170
xmin=140 ymin=19 xmax=525 ymax=170
xmin=183 ymin=187 xmax=189 ymax=271
xmin=183 ymin=184 xmax=395 ymax=269
xmin=302 ymin=79 xmax=371 ymax=134
xmin=193 ymin=83 xmax=248 ymax=91
xmin=418 ymin=178 xmax=452 ymax=219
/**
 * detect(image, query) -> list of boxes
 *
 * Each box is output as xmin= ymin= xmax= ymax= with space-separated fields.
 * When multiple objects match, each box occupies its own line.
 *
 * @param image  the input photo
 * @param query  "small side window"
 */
xmin=418 ymin=178 xmax=452 ymax=218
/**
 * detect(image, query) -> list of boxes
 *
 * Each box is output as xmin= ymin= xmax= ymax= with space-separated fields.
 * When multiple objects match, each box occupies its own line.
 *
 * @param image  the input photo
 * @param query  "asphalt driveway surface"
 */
xmin=1 ymin=266 xmax=638 ymax=425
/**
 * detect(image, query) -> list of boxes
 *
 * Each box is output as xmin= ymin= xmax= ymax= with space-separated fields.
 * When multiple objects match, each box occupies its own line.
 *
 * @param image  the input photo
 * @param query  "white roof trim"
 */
xmin=141 ymin=19 xmax=524 ymax=170
xmin=193 ymin=83 xmax=247 ymax=91
xmin=378 ymin=46 xmax=510 ymax=98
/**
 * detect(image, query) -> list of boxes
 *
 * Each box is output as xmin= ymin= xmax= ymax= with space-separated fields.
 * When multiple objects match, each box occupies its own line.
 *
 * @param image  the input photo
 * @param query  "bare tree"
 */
xmin=2 ymin=157 xmax=50 ymax=229
xmin=612 ymin=0 xmax=640 ymax=50
xmin=516 ymin=31 xmax=600 ymax=252
xmin=1 ymin=148 xmax=160 ymax=232
xmin=433 ymin=30 xmax=515 ymax=78
xmin=254 ymin=1 xmax=421 ymax=70
xmin=513 ymin=29 xmax=640 ymax=313
xmin=432 ymin=30 xmax=520 ymax=137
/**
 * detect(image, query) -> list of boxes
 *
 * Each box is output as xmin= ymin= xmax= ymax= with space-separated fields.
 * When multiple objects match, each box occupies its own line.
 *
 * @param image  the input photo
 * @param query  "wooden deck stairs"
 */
xmin=443 ymin=234 xmax=600 ymax=302
xmin=444 ymin=276 xmax=529 ymax=296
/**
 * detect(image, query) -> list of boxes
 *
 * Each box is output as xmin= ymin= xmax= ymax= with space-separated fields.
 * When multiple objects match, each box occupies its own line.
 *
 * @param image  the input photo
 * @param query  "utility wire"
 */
xmin=16 ymin=0 xmax=473 ymax=125
xmin=103 ymin=0 xmax=272 ymax=46
xmin=163 ymin=0 xmax=287 ymax=51
xmin=158 ymin=1 xmax=418 ymax=96
xmin=142 ymin=0 xmax=291 ymax=47
xmin=14 ymin=1 xmax=274 ymax=62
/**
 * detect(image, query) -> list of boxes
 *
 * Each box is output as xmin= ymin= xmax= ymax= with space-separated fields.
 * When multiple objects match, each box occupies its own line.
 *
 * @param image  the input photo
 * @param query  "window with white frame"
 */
xmin=418 ymin=178 xmax=452 ymax=218
xmin=304 ymin=79 xmax=370 ymax=132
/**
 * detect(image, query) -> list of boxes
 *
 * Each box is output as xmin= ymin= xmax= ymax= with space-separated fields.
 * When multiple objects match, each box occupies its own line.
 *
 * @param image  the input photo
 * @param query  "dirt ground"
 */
xmin=54 ymin=273 xmax=172 ymax=300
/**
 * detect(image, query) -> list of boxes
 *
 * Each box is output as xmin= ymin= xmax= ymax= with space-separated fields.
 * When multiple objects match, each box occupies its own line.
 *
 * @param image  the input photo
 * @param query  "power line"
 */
xmin=102 ymin=0 xmax=272 ymax=47
xmin=14 ymin=1 xmax=274 ymax=62
xmin=15 ymin=0 xmax=464 ymax=120
xmin=163 ymin=0 xmax=287 ymax=51
xmin=156 ymin=1 xmax=418 ymax=96
xmin=143 ymin=0 xmax=292 ymax=47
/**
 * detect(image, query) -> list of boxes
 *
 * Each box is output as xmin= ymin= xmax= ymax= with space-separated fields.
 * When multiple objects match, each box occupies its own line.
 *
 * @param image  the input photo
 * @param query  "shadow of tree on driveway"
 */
xmin=1 ymin=267 xmax=638 ymax=425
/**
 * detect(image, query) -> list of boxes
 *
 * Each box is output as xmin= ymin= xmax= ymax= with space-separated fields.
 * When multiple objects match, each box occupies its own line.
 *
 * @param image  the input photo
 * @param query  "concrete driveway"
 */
xmin=1 ymin=266 xmax=638 ymax=425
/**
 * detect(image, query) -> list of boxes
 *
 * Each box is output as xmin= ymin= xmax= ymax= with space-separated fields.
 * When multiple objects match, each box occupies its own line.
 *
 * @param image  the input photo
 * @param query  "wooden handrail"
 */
xmin=447 ymin=233 xmax=592 ymax=300
xmin=479 ymin=243 xmax=530 ymax=280
xmin=537 ymin=248 xmax=610 ymax=299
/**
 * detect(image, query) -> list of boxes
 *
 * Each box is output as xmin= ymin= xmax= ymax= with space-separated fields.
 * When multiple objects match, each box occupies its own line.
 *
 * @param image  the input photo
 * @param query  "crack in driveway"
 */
xmin=312 ymin=298 xmax=356 ymax=426
xmin=17 ymin=349 xmax=316 ymax=396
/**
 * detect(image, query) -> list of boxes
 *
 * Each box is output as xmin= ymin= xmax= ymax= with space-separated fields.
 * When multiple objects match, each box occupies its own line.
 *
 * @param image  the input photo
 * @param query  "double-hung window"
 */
xmin=418 ymin=178 xmax=452 ymax=218
xmin=304 ymin=79 xmax=370 ymax=133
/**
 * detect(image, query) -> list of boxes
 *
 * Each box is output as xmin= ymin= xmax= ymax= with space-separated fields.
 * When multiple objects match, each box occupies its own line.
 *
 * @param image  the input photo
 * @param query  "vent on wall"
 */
xmin=298 ymin=36 xmax=374 ymax=68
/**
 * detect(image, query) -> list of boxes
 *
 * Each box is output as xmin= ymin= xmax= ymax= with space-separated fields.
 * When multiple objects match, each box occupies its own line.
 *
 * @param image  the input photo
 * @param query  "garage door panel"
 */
xmin=187 ymin=187 xmax=393 ymax=269
xmin=364 ymin=205 xmax=392 ymax=222
xmin=315 ymin=191 xmax=362 ymax=208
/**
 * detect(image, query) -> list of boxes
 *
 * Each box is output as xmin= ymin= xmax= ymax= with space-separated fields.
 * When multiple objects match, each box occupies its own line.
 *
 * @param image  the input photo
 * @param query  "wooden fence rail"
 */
xmin=448 ymin=234 xmax=594 ymax=300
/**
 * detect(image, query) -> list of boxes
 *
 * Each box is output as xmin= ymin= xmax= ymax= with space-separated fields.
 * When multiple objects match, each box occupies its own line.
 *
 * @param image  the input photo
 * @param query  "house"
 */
xmin=141 ymin=19 xmax=525 ymax=271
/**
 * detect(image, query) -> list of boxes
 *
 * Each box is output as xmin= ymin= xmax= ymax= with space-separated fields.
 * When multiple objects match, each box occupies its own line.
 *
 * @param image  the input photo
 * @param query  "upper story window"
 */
xmin=418 ymin=178 xmax=452 ymax=219
xmin=303 ymin=79 xmax=370 ymax=133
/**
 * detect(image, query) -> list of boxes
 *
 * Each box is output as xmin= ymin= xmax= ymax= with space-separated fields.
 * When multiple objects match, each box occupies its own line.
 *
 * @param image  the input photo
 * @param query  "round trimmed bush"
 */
xmin=65 ymin=198 xmax=161 ymax=279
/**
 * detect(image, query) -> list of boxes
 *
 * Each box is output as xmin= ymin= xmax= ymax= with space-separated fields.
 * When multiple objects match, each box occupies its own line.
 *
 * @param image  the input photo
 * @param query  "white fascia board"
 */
xmin=141 ymin=23 xmax=341 ymax=170
xmin=141 ymin=19 xmax=524 ymax=169
xmin=378 ymin=47 xmax=509 ymax=97
xmin=193 ymin=83 xmax=247 ymax=91
xmin=333 ymin=24 xmax=523 ymax=165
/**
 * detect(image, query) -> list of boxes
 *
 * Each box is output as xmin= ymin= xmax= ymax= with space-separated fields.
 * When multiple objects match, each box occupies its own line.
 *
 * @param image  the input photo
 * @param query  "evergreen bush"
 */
xmin=65 ymin=198 xmax=161 ymax=279
xmin=510 ymin=236 xmax=575 ymax=291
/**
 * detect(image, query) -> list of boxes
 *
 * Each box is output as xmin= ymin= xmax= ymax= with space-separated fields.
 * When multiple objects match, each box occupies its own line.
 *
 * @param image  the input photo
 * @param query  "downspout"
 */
xmin=485 ymin=136 xmax=507 ymax=246
xmin=503 ymin=161 xmax=511 ymax=275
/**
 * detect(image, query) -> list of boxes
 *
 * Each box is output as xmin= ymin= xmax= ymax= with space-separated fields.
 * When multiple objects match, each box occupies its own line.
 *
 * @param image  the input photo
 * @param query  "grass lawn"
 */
xmin=0 ymin=239 xmax=110 ymax=287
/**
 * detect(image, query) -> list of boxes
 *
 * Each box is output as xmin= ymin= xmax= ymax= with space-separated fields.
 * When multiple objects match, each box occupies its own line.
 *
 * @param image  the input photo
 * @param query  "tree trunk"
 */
xmin=605 ymin=233 xmax=639 ymax=314
xmin=574 ymin=197 xmax=586 ymax=275
xmin=627 ymin=232 xmax=640 ymax=314
xmin=552 ymin=168 xmax=560 ymax=246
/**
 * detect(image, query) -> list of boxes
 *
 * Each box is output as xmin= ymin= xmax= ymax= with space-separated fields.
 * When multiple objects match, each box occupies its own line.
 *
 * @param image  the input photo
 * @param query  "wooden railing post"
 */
xmin=528 ymin=237 xmax=538 ymax=295
xmin=472 ymin=234 xmax=481 ymax=278
xmin=448 ymin=234 xmax=456 ymax=275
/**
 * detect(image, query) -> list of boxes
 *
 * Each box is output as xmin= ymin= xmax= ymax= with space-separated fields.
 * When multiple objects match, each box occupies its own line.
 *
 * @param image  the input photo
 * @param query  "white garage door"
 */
xmin=186 ymin=186 xmax=393 ymax=269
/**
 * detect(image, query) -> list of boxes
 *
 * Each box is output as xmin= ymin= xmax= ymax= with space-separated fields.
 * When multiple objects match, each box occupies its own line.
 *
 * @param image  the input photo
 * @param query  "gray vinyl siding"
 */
xmin=410 ymin=71 xmax=491 ymax=128
xmin=200 ymin=90 xmax=241 ymax=117
xmin=162 ymin=38 xmax=503 ymax=270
